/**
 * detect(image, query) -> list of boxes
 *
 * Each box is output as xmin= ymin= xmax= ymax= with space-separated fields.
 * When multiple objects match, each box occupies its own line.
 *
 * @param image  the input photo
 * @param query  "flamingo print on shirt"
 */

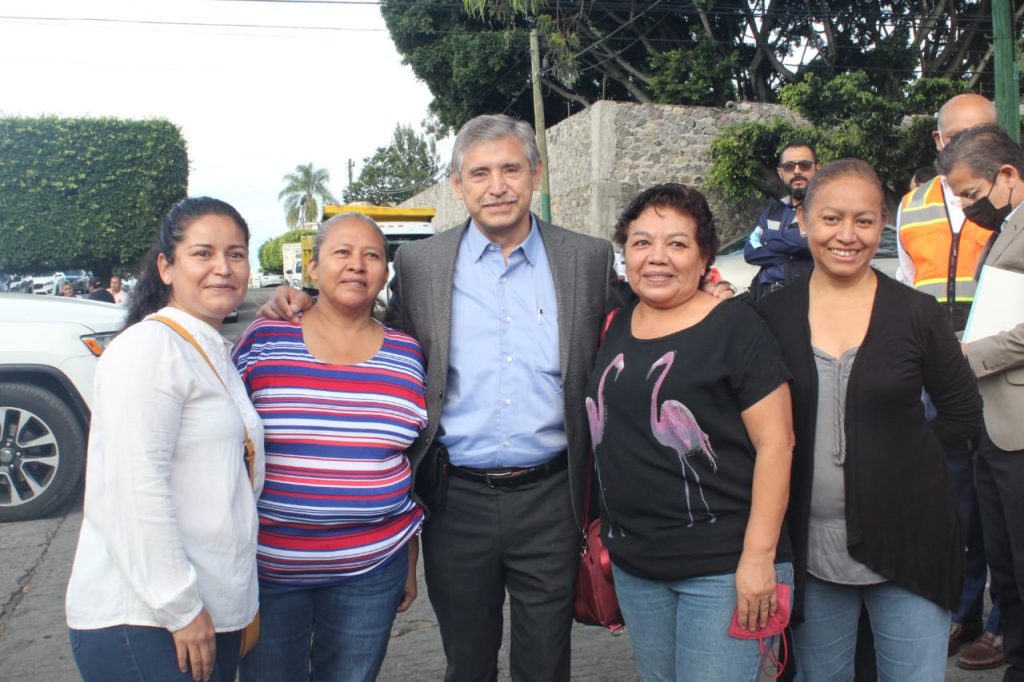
xmin=586 ymin=353 xmax=627 ymax=538
xmin=648 ymin=351 xmax=719 ymax=527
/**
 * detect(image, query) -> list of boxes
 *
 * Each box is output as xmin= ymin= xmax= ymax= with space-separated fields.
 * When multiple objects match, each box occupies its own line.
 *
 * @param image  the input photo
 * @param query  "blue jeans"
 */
xmin=794 ymin=575 xmax=950 ymax=681
xmin=239 ymin=545 xmax=407 ymax=682
xmin=612 ymin=562 xmax=794 ymax=682
xmin=69 ymin=625 xmax=242 ymax=682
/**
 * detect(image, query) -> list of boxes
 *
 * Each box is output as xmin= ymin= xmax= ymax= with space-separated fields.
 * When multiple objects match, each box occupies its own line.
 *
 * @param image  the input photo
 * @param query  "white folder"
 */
xmin=963 ymin=265 xmax=1024 ymax=343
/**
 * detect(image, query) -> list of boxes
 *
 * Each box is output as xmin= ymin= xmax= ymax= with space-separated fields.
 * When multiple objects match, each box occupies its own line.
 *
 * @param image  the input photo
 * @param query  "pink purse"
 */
xmin=727 ymin=582 xmax=791 ymax=679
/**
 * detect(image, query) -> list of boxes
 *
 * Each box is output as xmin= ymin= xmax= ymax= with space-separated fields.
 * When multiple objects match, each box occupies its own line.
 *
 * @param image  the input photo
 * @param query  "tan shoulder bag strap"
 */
xmin=150 ymin=315 xmax=256 ymax=483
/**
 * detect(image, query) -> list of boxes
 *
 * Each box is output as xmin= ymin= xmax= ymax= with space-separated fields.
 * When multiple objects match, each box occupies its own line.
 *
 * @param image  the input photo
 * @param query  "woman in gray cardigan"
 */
xmin=756 ymin=159 xmax=982 ymax=681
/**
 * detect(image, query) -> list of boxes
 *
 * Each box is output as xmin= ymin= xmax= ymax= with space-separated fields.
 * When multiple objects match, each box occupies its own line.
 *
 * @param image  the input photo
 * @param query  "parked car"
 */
xmin=259 ymin=270 xmax=284 ymax=287
xmin=711 ymin=225 xmax=900 ymax=294
xmin=30 ymin=272 xmax=68 ymax=296
xmin=711 ymin=235 xmax=759 ymax=294
xmin=0 ymin=295 xmax=125 ymax=521
xmin=64 ymin=269 xmax=93 ymax=295
xmin=5 ymin=275 xmax=34 ymax=294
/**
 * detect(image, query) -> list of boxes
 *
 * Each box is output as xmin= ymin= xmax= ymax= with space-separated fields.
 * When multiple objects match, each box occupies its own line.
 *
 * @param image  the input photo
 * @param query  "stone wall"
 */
xmin=401 ymin=100 xmax=802 ymax=245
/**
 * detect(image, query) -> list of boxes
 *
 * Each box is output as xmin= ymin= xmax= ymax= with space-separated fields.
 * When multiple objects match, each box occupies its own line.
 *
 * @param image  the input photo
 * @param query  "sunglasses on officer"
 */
xmin=779 ymin=160 xmax=815 ymax=173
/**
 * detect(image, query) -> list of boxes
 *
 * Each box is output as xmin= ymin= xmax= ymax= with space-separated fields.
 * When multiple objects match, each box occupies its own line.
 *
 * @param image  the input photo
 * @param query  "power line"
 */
xmin=0 ymin=5 xmax=1004 ymax=32
xmin=0 ymin=14 xmax=386 ymax=32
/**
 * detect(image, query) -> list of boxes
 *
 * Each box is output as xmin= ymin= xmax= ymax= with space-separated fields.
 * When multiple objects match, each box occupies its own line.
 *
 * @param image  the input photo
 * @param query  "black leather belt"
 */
xmin=448 ymin=452 xmax=568 ymax=489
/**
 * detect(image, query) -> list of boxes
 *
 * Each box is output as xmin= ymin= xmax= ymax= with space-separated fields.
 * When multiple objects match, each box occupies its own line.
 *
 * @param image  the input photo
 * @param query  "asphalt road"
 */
xmin=0 ymin=287 xmax=1007 ymax=680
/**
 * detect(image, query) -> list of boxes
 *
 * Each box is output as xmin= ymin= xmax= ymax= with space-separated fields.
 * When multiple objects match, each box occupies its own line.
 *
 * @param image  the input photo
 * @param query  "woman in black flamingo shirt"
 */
xmin=586 ymin=183 xmax=795 ymax=681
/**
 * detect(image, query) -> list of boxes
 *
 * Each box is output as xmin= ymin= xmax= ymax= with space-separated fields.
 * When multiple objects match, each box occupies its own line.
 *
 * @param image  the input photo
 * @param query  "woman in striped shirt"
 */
xmin=234 ymin=213 xmax=427 ymax=682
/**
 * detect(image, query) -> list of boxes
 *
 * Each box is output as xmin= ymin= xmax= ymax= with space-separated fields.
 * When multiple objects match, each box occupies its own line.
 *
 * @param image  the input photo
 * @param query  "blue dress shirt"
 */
xmin=439 ymin=218 xmax=566 ymax=468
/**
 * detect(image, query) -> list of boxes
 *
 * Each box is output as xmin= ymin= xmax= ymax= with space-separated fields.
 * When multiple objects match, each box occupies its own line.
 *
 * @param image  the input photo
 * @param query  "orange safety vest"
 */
xmin=898 ymin=176 xmax=992 ymax=330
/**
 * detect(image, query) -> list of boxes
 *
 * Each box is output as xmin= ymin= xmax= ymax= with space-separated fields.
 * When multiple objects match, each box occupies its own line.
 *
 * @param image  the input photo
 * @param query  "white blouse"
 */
xmin=66 ymin=307 xmax=265 ymax=632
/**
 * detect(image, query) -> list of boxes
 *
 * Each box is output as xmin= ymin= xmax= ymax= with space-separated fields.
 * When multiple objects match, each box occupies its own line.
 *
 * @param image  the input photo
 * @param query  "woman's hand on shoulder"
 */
xmin=734 ymin=550 xmax=778 ymax=631
xmin=171 ymin=608 xmax=217 ymax=681
xmin=257 ymin=286 xmax=313 ymax=323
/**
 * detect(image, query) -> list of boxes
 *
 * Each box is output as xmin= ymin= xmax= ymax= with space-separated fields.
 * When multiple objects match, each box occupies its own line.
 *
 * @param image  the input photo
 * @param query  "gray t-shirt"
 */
xmin=807 ymin=346 xmax=885 ymax=586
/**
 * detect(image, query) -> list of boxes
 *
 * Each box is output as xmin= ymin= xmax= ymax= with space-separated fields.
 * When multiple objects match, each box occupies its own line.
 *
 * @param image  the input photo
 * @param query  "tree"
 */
xmin=704 ymin=72 xmax=969 ymax=211
xmin=380 ymin=0 xmax=537 ymax=133
xmin=343 ymin=124 xmax=441 ymax=205
xmin=278 ymin=163 xmax=336 ymax=228
xmin=0 ymin=116 xmax=188 ymax=278
xmin=382 ymin=0 xmax=1022 ymax=131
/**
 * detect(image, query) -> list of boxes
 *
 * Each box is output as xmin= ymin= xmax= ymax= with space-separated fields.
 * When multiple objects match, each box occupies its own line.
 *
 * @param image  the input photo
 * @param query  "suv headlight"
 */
xmin=81 ymin=332 xmax=118 ymax=357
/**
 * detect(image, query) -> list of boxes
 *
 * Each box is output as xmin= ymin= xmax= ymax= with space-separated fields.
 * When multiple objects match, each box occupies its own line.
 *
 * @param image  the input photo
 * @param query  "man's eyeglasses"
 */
xmin=779 ymin=160 xmax=815 ymax=172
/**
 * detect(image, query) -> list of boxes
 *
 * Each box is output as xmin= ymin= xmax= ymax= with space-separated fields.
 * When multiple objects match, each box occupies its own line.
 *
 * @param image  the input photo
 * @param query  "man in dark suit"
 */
xmin=939 ymin=123 xmax=1024 ymax=682
xmin=262 ymin=114 xmax=620 ymax=681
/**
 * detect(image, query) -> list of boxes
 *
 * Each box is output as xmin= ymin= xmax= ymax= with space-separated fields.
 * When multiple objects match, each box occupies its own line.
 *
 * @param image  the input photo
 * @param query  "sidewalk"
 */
xmin=0 ymin=506 xmax=1006 ymax=681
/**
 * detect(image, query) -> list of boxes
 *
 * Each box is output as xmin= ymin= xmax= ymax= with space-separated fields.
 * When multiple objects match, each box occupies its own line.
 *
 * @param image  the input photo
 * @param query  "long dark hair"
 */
xmin=126 ymin=197 xmax=249 ymax=327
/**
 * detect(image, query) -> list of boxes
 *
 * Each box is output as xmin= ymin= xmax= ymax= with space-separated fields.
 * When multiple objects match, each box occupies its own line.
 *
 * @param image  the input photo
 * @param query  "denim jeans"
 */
xmin=612 ymin=561 xmax=794 ymax=682
xmin=239 ymin=545 xmax=407 ymax=682
xmin=793 ymin=575 xmax=950 ymax=681
xmin=69 ymin=624 xmax=242 ymax=682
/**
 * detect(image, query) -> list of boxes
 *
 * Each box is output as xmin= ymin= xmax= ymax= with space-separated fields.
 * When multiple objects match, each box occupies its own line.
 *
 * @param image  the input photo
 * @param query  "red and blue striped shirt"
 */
xmin=233 ymin=319 xmax=427 ymax=587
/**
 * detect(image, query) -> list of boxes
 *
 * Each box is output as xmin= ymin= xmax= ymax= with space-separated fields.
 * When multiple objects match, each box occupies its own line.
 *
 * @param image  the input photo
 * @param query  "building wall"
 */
xmin=401 ymin=100 xmax=801 ymax=244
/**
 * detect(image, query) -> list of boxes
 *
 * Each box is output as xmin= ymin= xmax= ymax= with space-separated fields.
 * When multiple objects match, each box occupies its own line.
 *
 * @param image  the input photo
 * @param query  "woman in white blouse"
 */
xmin=66 ymin=197 xmax=264 ymax=682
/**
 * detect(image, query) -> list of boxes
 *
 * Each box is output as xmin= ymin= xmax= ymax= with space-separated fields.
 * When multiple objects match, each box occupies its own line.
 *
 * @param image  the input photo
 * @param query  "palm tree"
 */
xmin=278 ymin=163 xmax=337 ymax=228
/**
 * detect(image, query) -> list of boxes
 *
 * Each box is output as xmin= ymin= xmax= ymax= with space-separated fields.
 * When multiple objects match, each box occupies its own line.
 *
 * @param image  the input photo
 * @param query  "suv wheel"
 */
xmin=0 ymin=383 xmax=86 ymax=521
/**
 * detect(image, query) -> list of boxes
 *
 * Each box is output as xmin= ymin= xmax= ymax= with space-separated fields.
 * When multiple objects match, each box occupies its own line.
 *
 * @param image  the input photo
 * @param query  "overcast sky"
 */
xmin=0 ymin=0 xmax=439 ymax=269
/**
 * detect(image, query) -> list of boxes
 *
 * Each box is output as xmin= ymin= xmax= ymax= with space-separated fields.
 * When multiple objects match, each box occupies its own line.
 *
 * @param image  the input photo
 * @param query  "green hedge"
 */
xmin=0 ymin=116 xmax=188 ymax=277
xmin=258 ymin=228 xmax=316 ymax=271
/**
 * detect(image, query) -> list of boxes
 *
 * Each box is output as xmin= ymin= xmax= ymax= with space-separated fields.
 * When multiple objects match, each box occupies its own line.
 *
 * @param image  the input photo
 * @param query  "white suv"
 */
xmin=0 ymin=294 xmax=125 ymax=521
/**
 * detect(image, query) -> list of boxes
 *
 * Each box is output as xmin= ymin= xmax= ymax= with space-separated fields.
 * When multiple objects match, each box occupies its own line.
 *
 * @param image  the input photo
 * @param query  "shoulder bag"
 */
xmin=572 ymin=308 xmax=624 ymax=634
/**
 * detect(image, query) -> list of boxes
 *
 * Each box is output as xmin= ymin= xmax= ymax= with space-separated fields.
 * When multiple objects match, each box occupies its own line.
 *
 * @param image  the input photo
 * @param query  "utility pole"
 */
xmin=530 ymin=27 xmax=552 ymax=222
xmin=992 ymin=0 xmax=1020 ymax=142
xmin=347 ymin=158 xmax=355 ymax=187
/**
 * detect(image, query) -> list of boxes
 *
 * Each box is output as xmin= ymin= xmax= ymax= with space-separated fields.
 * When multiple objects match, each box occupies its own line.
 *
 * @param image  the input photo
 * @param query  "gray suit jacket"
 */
xmin=385 ymin=216 xmax=619 ymax=526
xmin=966 ymin=212 xmax=1024 ymax=451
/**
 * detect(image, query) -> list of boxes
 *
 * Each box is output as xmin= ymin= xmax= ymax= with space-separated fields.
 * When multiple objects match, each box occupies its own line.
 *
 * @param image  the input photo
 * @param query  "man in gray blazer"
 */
xmin=939 ymin=123 xmax=1024 ymax=681
xmin=384 ymin=114 xmax=619 ymax=681
xmin=262 ymin=114 xmax=620 ymax=680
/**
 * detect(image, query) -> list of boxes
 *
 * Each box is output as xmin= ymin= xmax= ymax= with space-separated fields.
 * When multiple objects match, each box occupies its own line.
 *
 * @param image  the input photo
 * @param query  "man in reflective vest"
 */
xmin=897 ymin=94 xmax=995 ymax=331
xmin=896 ymin=92 xmax=1003 ymax=670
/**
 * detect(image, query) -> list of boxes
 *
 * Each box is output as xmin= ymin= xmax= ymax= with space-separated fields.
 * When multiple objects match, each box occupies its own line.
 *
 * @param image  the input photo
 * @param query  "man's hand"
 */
xmin=257 ymin=285 xmax=313 ymax=322
xmin=397 ymin=536 xmax=420 ymax=613
xmin=171 ymin=609 xmax=216 ymax=682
